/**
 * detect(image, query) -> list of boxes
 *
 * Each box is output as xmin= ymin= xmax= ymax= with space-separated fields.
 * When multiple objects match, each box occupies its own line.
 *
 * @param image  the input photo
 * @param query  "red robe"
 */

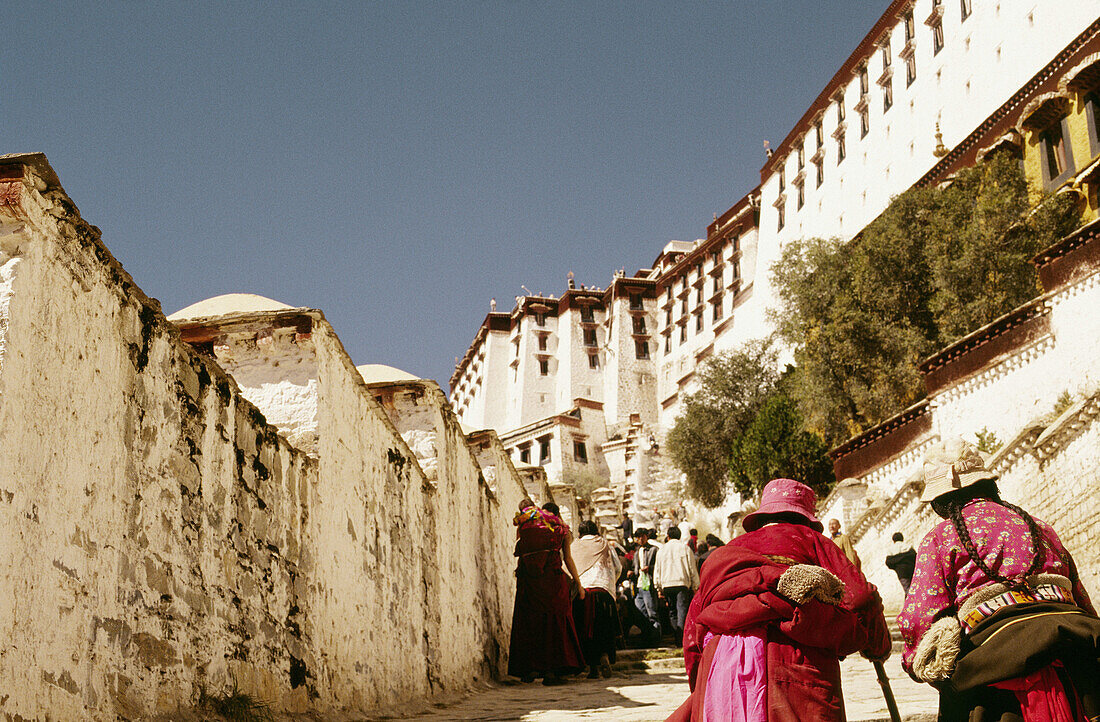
xmin=507 ymin=519 xmax=585 ymax=677
xmin=668 ymin=523 xmax=891 ymax=722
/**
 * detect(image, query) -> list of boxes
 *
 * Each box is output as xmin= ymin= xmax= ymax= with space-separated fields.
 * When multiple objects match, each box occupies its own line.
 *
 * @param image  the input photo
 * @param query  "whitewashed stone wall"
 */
xmin=829 ymin=263 xmax=1100 ymax=615
xmin=0 ymin=156 xmax=526 ymax=720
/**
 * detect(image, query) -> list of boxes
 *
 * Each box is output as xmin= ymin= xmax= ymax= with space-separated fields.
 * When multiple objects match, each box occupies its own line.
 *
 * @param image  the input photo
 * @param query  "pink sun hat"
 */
xmin=741 ymin=478 xmax=823 ymax=532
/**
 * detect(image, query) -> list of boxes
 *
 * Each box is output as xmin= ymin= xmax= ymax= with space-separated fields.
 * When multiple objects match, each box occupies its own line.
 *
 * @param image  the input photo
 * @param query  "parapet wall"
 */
xmin=824 ymin=220 xmax=1100 ymax=613
xmin=0 ymin=154 xmax=526 ymax=720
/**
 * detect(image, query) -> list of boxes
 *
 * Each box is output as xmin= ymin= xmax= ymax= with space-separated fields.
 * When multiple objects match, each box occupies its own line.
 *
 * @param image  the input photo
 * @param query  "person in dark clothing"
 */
xmin=687 ymin=528 xmax=698 ymax=553
xmin=697 ymin=534 xmax=724 ymax=570
xmin=618 ymin=514 xmax=634 ymax=543
xmin=631 ymin=528 xmax=662 ymax=643
xmin=884 ymin=532 xmax=917 ymax=595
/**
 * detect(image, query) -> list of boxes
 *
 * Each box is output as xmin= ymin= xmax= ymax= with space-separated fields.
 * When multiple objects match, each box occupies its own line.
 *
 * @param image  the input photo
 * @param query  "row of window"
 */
xmin=510 ymin=437 xmax=588 ymax=465
xmin=774 ymin=0 xmax=963 ymax=232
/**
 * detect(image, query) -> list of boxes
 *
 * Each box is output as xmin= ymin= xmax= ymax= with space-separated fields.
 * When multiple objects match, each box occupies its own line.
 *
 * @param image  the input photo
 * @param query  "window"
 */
xmin=960 ymin=0 xmax=971 ymax=21
xmin=664 ymin=336 xmax=671 ymax=354
xmin=680 ymin=297 xmax=687 ymax=315
xmin=635 ymin=340 xmax=649 ymax=359
xmin=906 ymin=55 xmax=917 ymax=87
xmin=883 ymin=78 xmax=893 ymax=113
xmin=632 ymin=316 xmax=646 ymax=334
xmin=629 ymin=294 xmax=643 ymax=310
xmin=695 ymin=313 xmax=703 ymax=332
xmin=1085 ymin=92 xmax=1100 ymax=154
xmin=537 ymin=335 xmax=548 ymax=351
xmin=712 ymin=275 xmax=721 ymax=294
xmin=519 ymin=445 xmax=531 ymax=464
xmin=588 ymin=352 xmax=599 ymax=369
xmin=904 ymin=11 xmax=915 ymax=41
xmin=815 ymin=119 xmax=824 ymax=147
xmin=695 ymin=288 xmax=702 ymax=305
xmin=836 ymin=92 xmax=845 ymax=122
xmin=814 ymin=158 xmax=824 ymax=188
xmin=573 ymin=440 xmax=588 ymax=463
xmin=539 ymin=358 xmax=549 ymax=375
xmin=797 ymin=145 xmax=805 ymax=170
xmin=859 ymin=65 xmax=869 ymax=96
xmin=932 ymin=22 xmax=944 ymax=54
xmin=679 ymin=325 xmax=686 ymax=343
xmin=583 ymin=328 xmax=597 ymax=347
xmin=665 ymin=309 xmax=672 ymax=326
xmin=880 ymin=40 xmax=891 ymax=68
xmin=712 ymin=300 xmax=723 ymax=322
xmin=535 ymin=312 xmax=546 ymax=327
xmin=860 ymin=108 xmax=870 ymax=138
xmin=1039 ymin=117 xmax=1075 ymax=188
xmin=837 ymin=132 xmax=846 ymax=164
xmin=779 ymin=168 xmax=786 ymax=192
xmin=777 ymin=204 xmax=785 ymax=231
xmin=538 ymin=437 xmax=551 ymax=464
xmin=580 ymin=306 xmax=595 ymax=322
xmin=796 ymin=180 xmax=805 ymax=209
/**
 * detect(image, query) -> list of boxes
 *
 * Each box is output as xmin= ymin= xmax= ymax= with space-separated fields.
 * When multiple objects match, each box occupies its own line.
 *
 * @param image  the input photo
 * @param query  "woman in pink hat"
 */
xmin=668 ymin=478 xmax=890 ymax=722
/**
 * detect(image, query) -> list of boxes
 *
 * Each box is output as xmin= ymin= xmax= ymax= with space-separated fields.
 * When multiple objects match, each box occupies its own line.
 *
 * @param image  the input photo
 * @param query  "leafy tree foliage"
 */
xmin=729 ymin=390 xmax=835 ymax=497
xmin=771 ymin=153 xmax=1080 ymax=445
xmin=666 ymin=341 xmax=778 ymax=507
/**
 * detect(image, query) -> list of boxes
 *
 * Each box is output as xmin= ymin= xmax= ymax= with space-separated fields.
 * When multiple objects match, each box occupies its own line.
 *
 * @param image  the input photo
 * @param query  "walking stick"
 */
xmin=872 ymin=659 xmax=902 ymax=722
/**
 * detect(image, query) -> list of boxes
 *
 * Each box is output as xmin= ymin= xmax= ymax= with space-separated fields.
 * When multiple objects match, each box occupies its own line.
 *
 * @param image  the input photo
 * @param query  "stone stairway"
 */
xmin=612 ymin=646 xmax=685 ymax=674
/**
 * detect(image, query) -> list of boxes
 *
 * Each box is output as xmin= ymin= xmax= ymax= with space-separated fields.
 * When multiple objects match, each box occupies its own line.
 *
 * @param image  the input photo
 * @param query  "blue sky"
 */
xmin=5 ymin=2 xmax=885 ymax=387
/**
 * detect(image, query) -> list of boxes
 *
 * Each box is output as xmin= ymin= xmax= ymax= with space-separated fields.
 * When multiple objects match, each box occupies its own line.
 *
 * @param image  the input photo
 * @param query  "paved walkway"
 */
xmin=391 ymin=653 xmax=938 ymax=721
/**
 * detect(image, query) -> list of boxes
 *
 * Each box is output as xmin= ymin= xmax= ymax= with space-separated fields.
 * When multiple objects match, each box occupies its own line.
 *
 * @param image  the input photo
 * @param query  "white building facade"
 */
xmin=451 ymin=3 xmax=1100 ymax=529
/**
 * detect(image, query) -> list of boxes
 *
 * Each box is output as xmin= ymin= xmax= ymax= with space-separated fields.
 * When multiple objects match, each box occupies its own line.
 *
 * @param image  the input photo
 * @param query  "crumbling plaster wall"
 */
xmin=0 ymin=157 xmax=526 ymax=720
xmin=0 ymin=162 xmax=316 ymax=718
xmin=364 ymin=379 xmax=526 ymax=688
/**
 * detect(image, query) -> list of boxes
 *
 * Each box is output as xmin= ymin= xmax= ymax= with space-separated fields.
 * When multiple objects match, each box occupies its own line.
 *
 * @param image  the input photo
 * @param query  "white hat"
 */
xmin=919 ymin=437 xmax=998 ymax=503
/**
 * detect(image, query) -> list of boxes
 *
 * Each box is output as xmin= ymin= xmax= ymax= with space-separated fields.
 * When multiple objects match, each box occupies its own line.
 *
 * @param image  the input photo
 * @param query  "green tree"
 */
xmin=729 ymin=390 xmax=835 ymax=497
xmin=666 ymin=341 xmax=778 ymax=507
xmin=925 ymin=152 xmax=1080 ymax=341
xmin=771 ymin=153 xmax=1081 ymax=445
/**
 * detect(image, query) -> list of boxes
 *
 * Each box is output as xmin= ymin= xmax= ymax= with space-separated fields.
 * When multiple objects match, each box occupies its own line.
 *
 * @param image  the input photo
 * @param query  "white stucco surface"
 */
xmin=0 ymin=158 xmax=528 ymax=720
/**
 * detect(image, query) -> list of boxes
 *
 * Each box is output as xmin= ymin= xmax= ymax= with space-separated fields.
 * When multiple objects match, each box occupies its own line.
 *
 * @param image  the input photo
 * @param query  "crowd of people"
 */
xmin=506 ymin=436 xmax=1099 ymax=720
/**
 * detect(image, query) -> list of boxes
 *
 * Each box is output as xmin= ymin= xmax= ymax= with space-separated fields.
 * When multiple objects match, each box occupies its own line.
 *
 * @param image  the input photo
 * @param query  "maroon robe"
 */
xmin=669 ymin=523 xmax=891 ymax=722
xmin=507 ymin=521 xmax=585 ymax=677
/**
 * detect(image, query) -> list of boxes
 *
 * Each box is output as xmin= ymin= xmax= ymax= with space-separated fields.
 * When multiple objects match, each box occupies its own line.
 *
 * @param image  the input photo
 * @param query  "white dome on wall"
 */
xmin=167 ymin=293 xmax=294 ymax=321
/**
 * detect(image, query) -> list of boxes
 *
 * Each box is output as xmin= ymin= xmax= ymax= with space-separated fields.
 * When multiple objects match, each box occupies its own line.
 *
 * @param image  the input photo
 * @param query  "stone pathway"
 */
xmin=391 ymin=652 xmax=938 ymax=721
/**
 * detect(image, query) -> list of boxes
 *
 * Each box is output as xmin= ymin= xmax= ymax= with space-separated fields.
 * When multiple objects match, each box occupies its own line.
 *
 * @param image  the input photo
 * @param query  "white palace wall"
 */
xmin=822 ymin=245 xmax=1100 ymax=614
xmin=0 ymin=154 xmax=526 ymax=720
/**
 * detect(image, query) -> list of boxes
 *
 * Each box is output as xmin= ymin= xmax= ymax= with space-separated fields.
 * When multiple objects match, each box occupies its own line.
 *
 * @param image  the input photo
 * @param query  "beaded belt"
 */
xmin=961 ymin=584 xmax=1075 ymax=634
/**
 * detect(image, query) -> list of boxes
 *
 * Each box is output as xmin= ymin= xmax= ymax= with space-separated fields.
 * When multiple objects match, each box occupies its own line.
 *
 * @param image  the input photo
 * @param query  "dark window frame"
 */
xmin=1038 ymin=115 xmax=1076 ymax=189
xmin=933 ymin=22 xmax=944 ymax=55
xmin=573 ymin=439 xmax=588 ymax=463
xmin=634 ymin=339 xmax=649 ymax=359
xmin=1085 ymin=91 xmax=1100 ymax=156
xmin=538 ymin=358 xmax=550 ymax=376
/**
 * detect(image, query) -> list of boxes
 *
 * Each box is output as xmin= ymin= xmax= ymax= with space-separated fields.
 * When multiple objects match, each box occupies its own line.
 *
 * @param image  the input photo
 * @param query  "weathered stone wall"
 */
xmin=0 ymin=155 xmax=526 ymax=719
